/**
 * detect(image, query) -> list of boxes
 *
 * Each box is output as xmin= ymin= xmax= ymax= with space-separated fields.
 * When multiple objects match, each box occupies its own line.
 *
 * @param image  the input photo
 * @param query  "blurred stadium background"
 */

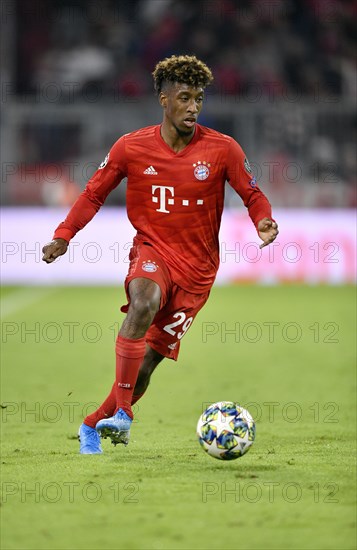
xmin=1 ymin=0 xmax=356 ymax=284
xmin=1 ymin=4 xmax=356 ymax=550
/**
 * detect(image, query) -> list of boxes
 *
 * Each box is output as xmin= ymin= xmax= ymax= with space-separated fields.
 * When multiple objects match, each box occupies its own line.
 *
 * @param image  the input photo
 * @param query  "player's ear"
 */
xmin=159 ymin=91 xmax=167 ymax=108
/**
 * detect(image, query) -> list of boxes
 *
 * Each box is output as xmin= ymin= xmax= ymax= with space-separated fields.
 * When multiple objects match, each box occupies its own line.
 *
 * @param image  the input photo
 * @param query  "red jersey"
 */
xmin=54 ymin=124 xmax=272 ymax=293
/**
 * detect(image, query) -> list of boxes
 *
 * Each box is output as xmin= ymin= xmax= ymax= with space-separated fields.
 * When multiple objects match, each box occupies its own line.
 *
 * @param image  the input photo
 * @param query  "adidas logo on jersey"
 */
xmin=144 ymin=165 xmax=158 ymax=175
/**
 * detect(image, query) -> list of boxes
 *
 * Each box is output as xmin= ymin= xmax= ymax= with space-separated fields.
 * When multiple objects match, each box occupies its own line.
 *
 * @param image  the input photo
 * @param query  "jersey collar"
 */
xmin=155 ymin=124 xmax=201 ymax=157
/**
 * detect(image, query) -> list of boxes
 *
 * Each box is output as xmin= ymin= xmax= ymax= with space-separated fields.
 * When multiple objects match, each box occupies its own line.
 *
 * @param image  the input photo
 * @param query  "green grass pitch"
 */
xmin=1 ymin=285 xmax=356 ymax=550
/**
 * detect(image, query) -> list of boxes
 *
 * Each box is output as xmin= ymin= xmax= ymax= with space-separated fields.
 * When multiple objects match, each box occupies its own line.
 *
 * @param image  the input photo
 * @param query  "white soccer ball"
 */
xmin=197 ymin=401 xmax=256 ymax=460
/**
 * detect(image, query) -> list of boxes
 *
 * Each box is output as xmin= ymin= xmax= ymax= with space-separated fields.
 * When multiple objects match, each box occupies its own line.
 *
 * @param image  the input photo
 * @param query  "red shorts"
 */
xmin=121 ymin=241 xmax=210 ymax=360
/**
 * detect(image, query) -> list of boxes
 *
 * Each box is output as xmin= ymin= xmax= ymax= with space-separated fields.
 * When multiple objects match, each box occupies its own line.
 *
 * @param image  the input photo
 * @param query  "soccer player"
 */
xmin=42 ymin=55 xmax=278 ymax=454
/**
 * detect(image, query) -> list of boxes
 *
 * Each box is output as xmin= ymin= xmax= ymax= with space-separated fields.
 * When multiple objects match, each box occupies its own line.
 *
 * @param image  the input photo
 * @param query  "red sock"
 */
xmin=84 ymin=388 xmax=146 ymax=428
xmin=115 ymin=335 xmax=146 ymax=419
xmin=83 ymin=382 xmax=116 ymax=428
xmin=83 ymin=356 xmax=147 ymax=428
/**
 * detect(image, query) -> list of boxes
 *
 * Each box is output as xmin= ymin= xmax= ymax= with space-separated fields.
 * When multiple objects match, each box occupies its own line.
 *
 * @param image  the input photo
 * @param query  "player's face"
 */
xmin=160 ymin=83 xmax=204 ymax=136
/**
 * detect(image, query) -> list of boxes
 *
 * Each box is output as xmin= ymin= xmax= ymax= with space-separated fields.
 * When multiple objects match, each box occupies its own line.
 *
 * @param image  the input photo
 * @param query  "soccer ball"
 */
xmin=197 ymin=401 xmax=256 ymax=460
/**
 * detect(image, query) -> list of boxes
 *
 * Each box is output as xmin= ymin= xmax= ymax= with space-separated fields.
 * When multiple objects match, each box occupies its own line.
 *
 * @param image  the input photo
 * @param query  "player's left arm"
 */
xmin=225 ymin=138 xmax=279 ymax=248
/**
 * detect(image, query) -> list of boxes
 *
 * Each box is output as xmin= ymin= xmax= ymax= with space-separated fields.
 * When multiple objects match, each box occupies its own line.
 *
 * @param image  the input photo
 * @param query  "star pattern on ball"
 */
xmin=215 ymin=412 xmax=237 ymax=437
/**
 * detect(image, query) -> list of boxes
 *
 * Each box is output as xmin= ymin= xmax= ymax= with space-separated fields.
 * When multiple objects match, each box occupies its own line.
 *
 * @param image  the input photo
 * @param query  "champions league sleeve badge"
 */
xmin=98 ymin=153 xmax=109 ymax=169
xmin=244 ymin=157 xmax=252 ymax=174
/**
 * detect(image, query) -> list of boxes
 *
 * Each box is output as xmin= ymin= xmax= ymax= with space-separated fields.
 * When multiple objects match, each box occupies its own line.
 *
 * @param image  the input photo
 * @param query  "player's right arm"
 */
xmin=42 ymin=137 xmax=127 ymax=263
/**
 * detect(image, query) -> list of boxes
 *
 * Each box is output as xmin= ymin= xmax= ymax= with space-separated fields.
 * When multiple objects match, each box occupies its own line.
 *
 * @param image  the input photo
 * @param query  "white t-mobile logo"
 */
xmin=152 ymin=185 xmax=174 ymax=213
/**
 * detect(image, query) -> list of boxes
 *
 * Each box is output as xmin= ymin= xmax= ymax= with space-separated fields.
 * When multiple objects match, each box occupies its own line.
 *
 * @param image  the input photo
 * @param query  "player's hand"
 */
xmin=42 ymin=238 xmax=68 ymax=263
xmin=257 ymin=218 xmax=279 ymax=249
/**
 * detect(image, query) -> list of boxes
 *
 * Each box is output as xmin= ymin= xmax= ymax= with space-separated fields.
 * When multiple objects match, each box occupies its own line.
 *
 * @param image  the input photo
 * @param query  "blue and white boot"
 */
xmin=95 ymin=409 xmax=132 ymax=446
xmin=78 ymin=423 xmax=103 ymax=454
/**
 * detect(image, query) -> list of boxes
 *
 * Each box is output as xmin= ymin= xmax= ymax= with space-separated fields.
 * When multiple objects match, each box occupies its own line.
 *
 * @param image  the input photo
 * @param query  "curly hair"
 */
xmin=152 ymin=54 xmax=213 ymax=94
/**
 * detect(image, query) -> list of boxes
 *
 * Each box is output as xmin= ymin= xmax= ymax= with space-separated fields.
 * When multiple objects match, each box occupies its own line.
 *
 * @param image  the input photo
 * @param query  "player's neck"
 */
xmin=160 ymin=121 xmax=195 ymax=153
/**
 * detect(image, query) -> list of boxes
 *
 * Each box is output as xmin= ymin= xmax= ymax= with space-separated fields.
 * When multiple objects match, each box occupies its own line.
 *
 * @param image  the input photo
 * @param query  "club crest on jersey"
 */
xmin=98 ymin=153 xmax=109 ymax=169
xmin=142 ymin=260 xmax=158 ymax=273
xmin=193 ymin=161 xmax=210 ymax=181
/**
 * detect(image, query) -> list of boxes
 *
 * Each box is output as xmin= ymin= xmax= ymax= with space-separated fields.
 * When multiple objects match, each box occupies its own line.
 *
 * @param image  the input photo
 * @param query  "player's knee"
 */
xmin=129 ymin=295 xmax=160 ymax=323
